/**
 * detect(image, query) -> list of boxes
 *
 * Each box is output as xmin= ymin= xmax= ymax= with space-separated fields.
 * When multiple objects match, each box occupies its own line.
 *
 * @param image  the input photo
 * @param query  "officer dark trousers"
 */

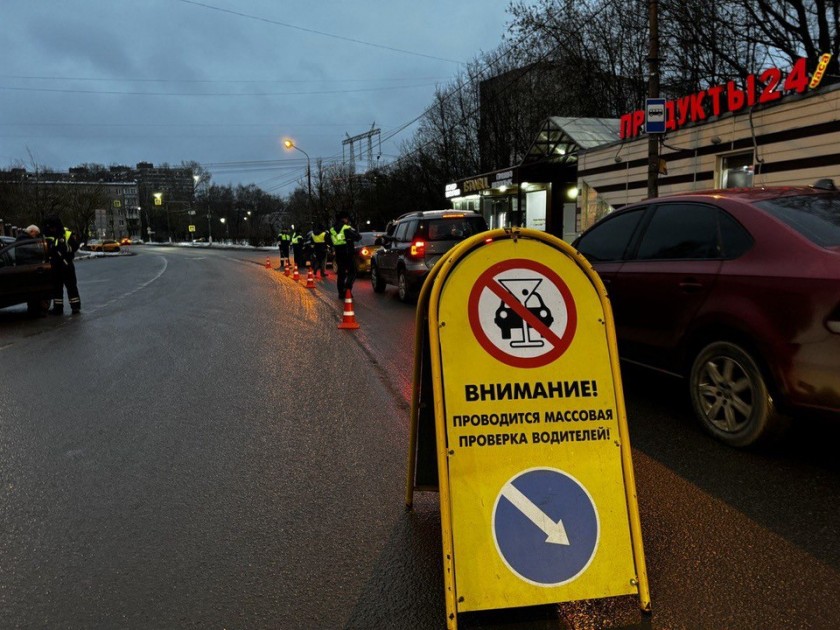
xmin=52 ymin=262 xmax=81 ymax=314
xmin=335 ymin=248 xmax=356 ymax=299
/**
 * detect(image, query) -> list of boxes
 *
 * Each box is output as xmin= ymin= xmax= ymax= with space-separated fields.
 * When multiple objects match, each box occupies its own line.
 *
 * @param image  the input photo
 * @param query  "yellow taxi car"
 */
xmin=85 ymin=239 xmax=121 ymax=253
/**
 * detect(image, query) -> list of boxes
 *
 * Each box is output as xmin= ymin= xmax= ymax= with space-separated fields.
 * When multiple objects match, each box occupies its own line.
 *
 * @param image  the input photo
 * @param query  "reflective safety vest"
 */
xmin=64 ymin=228 xmax=80 ymax=253
xmin=311 ymin=231 xmax=326 ymax=244
xmin=330 ymin=225 xmax=350 ymax=247
xmin=279 ymin=232 xmax=291 ymax=242
xmin=291 ymin=233 xmax=302 ymax=245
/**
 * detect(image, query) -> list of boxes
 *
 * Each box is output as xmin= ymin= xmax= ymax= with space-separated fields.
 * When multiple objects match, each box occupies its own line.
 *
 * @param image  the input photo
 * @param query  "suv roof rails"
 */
xmin=812 ymin=178 xmax=837 ymax=191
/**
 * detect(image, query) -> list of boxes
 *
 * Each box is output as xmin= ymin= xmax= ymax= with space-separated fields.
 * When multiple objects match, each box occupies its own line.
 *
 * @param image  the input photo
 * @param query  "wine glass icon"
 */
xmin=494 ymin=278 xmax=553 ymax=348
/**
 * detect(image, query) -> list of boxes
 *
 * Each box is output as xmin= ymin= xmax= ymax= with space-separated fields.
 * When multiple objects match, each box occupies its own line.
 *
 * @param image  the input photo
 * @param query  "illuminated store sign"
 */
xmin=463 ymin=177 xmax=491 ymax=193
xmin=620 ymin=55 xmax=833 ymax=139
xmin=445 ymin=183 xmax=462 ymax=199
xmin=493 ymin=170 xmax=514 ymax=189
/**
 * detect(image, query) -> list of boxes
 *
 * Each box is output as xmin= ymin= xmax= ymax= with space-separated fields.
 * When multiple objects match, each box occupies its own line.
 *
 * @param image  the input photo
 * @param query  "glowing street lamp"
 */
xmin=153 ymin=192 xmax=173 ymax=243
xmin=283 ymin=138 xmax=313 ymax=220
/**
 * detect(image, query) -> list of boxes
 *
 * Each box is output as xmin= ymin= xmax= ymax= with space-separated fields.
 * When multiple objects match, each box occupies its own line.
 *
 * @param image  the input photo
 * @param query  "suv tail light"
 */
xmin=409 ymin=239 xmax=426 ymax=260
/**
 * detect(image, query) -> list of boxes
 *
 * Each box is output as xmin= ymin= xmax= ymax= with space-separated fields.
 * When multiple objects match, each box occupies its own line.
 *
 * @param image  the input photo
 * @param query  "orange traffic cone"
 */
xmin=305 ymin=267 xmax=315 ymax=289
xmin=283 ymin=261 xmax=290 ymax=276
xmin=265 ymin=257 xmax=271 ymax=269
xmin=292 ymin=265 xmax=300 ymax=281
xmin=338 ymin=290 xmax=360 ymax=330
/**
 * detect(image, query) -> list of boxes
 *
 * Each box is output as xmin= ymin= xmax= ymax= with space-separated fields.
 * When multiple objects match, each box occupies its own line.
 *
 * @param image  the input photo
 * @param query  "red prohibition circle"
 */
xmin=467 ymin=258 xmax=577 ymax=368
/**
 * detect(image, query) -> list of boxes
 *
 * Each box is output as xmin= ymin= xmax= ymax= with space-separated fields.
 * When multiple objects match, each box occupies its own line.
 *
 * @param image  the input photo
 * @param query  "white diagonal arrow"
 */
xmin=501 ymin=482 xmax=570 ymax=545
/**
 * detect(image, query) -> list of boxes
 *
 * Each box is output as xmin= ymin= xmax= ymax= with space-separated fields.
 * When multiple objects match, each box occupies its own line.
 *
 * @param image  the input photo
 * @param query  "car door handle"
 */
xmin=678 ymin=279 xmax=704 ymax=292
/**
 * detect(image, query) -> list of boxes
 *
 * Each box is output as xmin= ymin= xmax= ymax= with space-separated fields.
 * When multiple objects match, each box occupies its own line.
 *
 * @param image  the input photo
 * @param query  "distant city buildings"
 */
xmin=0 ymin=162 xmax=194 ymax=240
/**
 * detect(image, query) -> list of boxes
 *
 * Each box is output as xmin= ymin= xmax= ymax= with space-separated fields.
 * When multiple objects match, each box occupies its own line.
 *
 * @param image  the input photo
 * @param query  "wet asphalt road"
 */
xmin=1 ymin=245 xmax=839 ymax=629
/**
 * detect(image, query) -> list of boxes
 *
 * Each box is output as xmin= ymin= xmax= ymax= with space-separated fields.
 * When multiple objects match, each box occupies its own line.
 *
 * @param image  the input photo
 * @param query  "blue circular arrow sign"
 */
xmin=492 ymin=468 xmax=599 ymax=586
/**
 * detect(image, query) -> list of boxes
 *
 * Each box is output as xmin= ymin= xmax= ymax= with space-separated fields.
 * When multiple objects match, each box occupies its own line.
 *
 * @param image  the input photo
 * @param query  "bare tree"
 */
xmin=64 ymin=183 xmax=106 ymax=238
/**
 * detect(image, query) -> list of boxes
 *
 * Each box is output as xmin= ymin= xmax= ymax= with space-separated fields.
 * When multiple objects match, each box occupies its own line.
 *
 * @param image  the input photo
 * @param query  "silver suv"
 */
xmin=370 ymin=210 xmax=487 ymax=302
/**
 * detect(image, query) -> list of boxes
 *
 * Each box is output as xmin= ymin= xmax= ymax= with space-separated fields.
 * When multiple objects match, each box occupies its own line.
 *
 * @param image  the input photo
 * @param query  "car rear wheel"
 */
xmin=689 ymin=341 xmax=785 ymax=447
xmin=397 ymin=268 xmax=412 ymax=303
xmin=371 ymin=264 xmax=386 ymax=293
xmin=27 ymin=298 xmax=49 ymax=316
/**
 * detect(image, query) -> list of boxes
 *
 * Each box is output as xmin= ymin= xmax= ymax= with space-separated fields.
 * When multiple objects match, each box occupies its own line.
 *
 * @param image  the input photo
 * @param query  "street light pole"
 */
xmin=191 ymin=174 xmax=200 ymax=245
xmin=647 ymin=0 xmax=661 ymax=199
xmin=283 ymin=139 xmax=313 ymax=222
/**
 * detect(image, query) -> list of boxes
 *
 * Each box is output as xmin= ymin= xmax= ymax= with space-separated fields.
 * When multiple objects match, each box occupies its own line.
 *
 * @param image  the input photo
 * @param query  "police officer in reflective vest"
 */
xmin=44 ymin=216 xmax=81 ymax=315
xmin=277 ymin=228 xmax=291 ymax=261
xmin=291 ymin=230 xmax=303 ymax=268
xmin=329 ymin=211 xmax=361 ymax=299
xmin=310 ymin=224 xmax=329 ymax=278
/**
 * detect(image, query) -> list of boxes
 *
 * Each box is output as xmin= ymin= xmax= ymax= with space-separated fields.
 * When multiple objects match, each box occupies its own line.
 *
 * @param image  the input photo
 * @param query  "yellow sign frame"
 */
xmin=406 ymin=228 xmax=650 ymax=628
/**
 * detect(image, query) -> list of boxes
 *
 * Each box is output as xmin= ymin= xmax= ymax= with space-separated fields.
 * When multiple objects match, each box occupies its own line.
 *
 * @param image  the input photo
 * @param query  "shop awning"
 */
xmin=522 ymin=117 xmax=619 ymax=166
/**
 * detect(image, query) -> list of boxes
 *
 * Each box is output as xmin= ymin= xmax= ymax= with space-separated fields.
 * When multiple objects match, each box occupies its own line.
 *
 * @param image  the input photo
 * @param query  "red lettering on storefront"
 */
xmin=618 ymin=57 xmax=821 ymax=140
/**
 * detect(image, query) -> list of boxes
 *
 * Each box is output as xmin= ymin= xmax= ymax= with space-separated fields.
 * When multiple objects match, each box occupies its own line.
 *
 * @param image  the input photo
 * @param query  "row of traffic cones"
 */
xmin=270 ymin=257 xmax=359 ymax=330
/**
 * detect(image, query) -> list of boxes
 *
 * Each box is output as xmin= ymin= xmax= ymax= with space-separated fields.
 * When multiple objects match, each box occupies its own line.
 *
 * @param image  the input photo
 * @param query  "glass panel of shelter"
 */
xmin=481 ymin=195 xmax=519 ymax=230
xmin=718 ymin=151 xmax=754 ymax=188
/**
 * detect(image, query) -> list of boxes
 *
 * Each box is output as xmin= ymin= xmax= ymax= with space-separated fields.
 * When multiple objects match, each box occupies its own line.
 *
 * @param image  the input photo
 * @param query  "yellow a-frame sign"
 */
xmin=406 ymin=228 xmax=650 ymax=629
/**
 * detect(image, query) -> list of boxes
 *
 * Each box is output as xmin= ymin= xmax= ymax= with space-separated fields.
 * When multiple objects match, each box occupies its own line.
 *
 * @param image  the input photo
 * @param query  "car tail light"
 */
xmin=360 ymin=247 xmax=370 ymax=257
xmin=409 ymin=239 xmax=426 ymax=259
xmin=828 ymin=302 xmax=840 ymax=334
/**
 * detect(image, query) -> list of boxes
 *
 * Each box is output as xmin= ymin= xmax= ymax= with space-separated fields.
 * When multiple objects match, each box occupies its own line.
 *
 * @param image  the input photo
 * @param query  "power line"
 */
xmin=175 ymin=0 xmax=465 ymax=65
xmin=0 ymin=74 xmax=449 ymax=85
xmin=0 ymin=83 xmax=438 ymax=98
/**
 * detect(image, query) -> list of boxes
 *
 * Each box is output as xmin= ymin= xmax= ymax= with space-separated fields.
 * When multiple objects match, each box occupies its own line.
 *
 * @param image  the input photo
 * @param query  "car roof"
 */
xmin=393 ymin=209 xmax=483 ymax=221
xmin=634 ymin=184 xmax=839 ymax=206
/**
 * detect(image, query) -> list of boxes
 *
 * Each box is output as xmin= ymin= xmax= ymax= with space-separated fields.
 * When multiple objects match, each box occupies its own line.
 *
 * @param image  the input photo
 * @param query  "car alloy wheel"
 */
xmin=397 ymin=269 xmax=412 ymax=303
xmin=371 ymin=264 xmax=386 ymax=293
xmin=689 ymin=341 xmax=784 ymax=447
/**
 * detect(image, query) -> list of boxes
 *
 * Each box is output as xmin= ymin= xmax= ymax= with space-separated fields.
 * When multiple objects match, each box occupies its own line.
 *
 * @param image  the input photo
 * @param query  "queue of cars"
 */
xmin=4 ymin=185 xmax=838 ymax=447
xmin=365 ymin=185 xmax=840 ymax=448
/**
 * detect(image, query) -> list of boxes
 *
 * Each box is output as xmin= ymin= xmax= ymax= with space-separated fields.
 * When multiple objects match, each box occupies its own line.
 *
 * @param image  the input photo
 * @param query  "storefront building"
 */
xmin=577 ymin=56 xmax=840 ymax=230
xmin=446 ymin=117 xmax=619 ymax=242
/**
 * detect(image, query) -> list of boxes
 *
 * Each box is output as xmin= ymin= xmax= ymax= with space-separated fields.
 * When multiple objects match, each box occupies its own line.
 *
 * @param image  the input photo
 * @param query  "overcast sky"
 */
xmin=1 ymin=1 xmax=521 ymax=195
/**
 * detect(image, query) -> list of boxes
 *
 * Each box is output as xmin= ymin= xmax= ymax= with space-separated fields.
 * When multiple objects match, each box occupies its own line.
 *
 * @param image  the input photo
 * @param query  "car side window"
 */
xmin=15 ymin=241 xmax=46 ymax=265
xmin=636 ymin=203 xmax=719 ymax=260
xmin=404 ymin=220 xmax=419 ymax=241
xmin=576 ymin=208 xmax=645 ymax=262
xmin=718 ymin=210 xmax=754 ymax=258
xmin=397 ymin=219 xmax=418 ymax=243
xmin=394 ymin=221 xmax=409 ymax=242
xmin=0 ymin=249 xmax=10 ymax=268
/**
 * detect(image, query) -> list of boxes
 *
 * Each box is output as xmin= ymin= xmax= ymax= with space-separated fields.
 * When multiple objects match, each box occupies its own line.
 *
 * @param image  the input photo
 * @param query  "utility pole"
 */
xmin=647 ymin=0 xmax=660 ymax=199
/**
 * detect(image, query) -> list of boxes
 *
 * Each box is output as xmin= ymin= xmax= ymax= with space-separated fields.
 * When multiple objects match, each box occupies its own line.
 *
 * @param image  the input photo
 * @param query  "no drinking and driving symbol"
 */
xmin=468 ymin=259 xmax=577 ymax=368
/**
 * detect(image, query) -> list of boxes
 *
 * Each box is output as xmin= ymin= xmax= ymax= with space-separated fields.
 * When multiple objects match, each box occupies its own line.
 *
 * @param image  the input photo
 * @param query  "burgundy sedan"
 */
xmin=574 ymin=181 xmax=840 ymax=447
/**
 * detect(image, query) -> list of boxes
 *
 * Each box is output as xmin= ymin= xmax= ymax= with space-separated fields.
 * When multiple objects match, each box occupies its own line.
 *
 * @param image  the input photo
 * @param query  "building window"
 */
xmin=718 ymin=152 xmax=754 ymax=188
